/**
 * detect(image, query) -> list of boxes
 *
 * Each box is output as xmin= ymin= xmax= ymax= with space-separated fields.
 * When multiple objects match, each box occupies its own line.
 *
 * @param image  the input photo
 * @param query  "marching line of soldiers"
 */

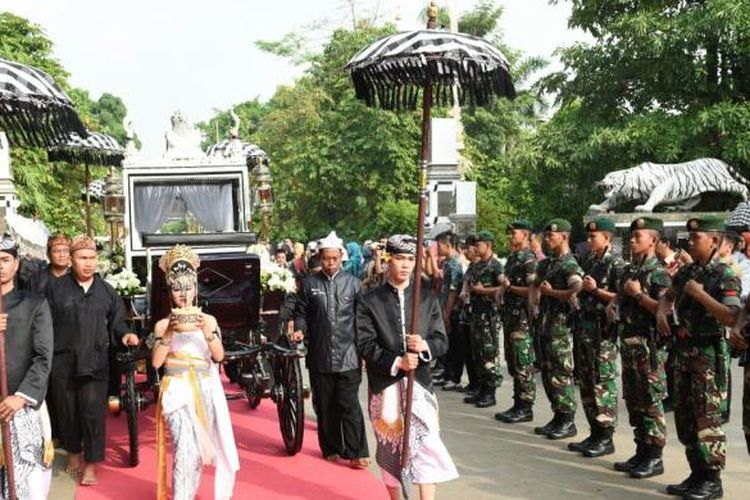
xmin=435 ymin=214 xmax=749 ymax=500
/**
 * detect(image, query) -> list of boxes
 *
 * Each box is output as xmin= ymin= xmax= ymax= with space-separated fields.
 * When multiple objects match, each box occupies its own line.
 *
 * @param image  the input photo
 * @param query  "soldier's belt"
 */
xmin=677 ymin=335 xmax=723 ymax=348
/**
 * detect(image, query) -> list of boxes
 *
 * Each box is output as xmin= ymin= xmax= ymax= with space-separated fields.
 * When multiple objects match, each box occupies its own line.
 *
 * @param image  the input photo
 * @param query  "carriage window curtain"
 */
xmin=133 ymin=184 xmax=181 ymax=234
xmin=178 ymin=183 xmax=234 ymax=232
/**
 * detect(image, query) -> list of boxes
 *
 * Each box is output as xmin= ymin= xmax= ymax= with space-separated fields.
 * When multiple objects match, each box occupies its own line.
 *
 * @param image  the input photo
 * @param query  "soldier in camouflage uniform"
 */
xmin=612 ymin=217 xmax=671 ymax=480
xmin=494 ymin=220 xmax=538 ymax=424
xmin=659 ymin=217 xmax=741 ymax=499
xmin=463 ymin=230 xmax=504 ymax=408
xmin=567 ymin=217 xmax=624 ymax=458
xmin=458 ymin=234 xmax=481 ymax=396
xmin=731 ymin=293 xmax=750 ymax=459
xmin=532 ymin=218 xmax=582 ymax=440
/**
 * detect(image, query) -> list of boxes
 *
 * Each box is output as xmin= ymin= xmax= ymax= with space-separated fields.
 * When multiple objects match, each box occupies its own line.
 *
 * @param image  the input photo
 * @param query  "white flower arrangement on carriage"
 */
xmin=105 ymin=267 xmax=146 ymax=296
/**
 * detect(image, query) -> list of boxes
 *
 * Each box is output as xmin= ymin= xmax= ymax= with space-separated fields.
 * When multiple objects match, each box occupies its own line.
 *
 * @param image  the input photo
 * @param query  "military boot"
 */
xmin=463 ymin=385 xmax=483 ymax=404
xmin=665 ymin=471 xmax=701 ymax=496
xmin=494 ymin=401 xmax=520 ymax=422
xmin=568 ymin=428 xmax=596 ymax=453
xmin=534 ymin=413 xmax=559 ymax=435
xmin=583 ymin=427 xmax=615 ymax=458
xmin=502 ymin=401 xmax=533 ymax=423
xmin=614 ymin=441 xmax=646 ymax=472
xmin=547 ymin=413 xmax=577 ymax=440
xmin=629 ymin=444 xmax=664 ymax=479
xmin=683 ymin=471 xmax=722 ymax=500
xmin=475 ymin=389 xmax=496 ymax=408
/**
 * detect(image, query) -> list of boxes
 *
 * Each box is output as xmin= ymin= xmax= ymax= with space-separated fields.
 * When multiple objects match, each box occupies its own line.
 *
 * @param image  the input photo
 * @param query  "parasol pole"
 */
xmin=0 ymin=290 xmax=17 ymax=500
xmin=401 ymin=0 xmax=437 ymax=477
xmin=84 ymin=163 xmax=91 ymax=237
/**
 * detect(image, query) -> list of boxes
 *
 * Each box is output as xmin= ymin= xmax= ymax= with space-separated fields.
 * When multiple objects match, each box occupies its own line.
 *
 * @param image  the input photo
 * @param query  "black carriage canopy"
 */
xmin=48 ymin=130 xmax=124 ymax=166
xmin=206 ymin=138 xmax=268 ymax=163
xmin=0 ymin=57 xmax=86 ymax=147
xmin=346 ymin=29 xmax=516 ymax=110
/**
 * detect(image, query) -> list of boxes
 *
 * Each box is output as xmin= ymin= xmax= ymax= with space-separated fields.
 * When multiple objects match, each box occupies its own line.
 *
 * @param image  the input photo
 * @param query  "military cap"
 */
xmin=544 ymin=218 xmax=572 ymax=232
xmin=507 ymin=219 xmax=534 ymax=231
xmin=629 ymin=216 xmax=663 ymax=232
xmin=585 ymin=216 xmax=616 ymax=233
xmin=476 ymin=230 xmax=495 ymax=242
xmin=687 ymin=215 xmax=725 ymax=233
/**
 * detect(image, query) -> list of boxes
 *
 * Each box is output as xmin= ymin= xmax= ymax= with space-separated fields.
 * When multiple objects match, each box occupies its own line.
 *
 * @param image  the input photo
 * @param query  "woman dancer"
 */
xmin=153 ymin=244 xmax=239 ymax=500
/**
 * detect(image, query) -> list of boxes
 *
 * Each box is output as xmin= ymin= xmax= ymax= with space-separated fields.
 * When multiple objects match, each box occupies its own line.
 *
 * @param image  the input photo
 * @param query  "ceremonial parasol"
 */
xmin=206 ymin=138 xmax=268 ymax=163
xmin=48 ymin=130 xmax=124 ymax=236
xmin=0 ymin=57 xmax=86 ymax=147
xmin=346 ymin=1 xmax=515 ymax=491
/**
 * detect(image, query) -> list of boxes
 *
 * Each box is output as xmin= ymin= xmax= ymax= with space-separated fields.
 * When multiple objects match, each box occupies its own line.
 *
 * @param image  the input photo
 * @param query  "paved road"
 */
xmin=50 ymin=361 xmax=749 ymax=499
xmin=372 ymin=364 xmax=750 ymax=499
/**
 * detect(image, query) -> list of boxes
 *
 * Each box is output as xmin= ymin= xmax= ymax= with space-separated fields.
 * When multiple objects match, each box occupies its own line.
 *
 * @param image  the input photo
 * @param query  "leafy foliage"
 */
xmin=0 ymin=12 xmax=134 ymax=235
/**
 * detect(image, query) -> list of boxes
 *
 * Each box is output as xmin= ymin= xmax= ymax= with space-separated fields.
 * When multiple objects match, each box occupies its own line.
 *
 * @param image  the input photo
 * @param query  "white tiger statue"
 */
xmin=588 ymin=158 xmax=749 ymax=213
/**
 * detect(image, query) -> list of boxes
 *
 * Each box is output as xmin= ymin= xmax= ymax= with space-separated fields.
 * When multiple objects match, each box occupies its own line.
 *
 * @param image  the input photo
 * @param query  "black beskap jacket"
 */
xmin=294 ymin=270 xmax=361 ymax=373
xmin=357 ymin=281 xmax=447 ymax=394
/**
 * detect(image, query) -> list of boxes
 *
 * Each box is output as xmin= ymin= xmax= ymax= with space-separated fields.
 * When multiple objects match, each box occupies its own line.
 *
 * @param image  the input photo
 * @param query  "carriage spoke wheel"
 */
xmin=125 ymin=366 xmax=139 ymax=467
xmin=243 ymin=359 xmax=263 ymax=409
xmin=276 ymin=355 xmax=304 ymax=455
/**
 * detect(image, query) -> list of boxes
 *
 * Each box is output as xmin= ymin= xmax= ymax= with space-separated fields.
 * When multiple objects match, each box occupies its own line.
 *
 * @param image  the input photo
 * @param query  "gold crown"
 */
xmin=159 ymin=244 xmax=200 ymax=274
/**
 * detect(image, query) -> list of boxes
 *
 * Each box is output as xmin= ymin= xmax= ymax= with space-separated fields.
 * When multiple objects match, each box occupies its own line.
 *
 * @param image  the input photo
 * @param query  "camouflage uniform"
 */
xmin=577 ymin=249 xmax=625 ymax=431
xmin=469 ymin=257 xmax=504 ymax=392
xmin=502 ymin=248 xmax=538 ymax=404
xmin=617 ymin=256 xmax=671 ymax=450
xmin=537 ymin=252 xmax=582 ymax=415
xmin=672 ymin=259 xmax=740 ymax=472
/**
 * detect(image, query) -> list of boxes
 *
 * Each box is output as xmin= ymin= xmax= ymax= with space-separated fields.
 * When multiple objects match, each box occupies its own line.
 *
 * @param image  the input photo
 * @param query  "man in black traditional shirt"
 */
xmin=0 ymin=234 xmax=54 ymax=499
xmin=26 ymin=234 xmax=70 ymax=295
xmin=46 ymin=235 xmax=138 ymax=486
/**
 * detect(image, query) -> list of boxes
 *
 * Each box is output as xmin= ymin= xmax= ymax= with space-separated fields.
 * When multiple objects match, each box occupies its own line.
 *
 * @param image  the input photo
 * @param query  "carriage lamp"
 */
xmin=250 ymin=156 xmax=273 ymax=240
xmin=103 ymin=168 xmax=125 ymax=247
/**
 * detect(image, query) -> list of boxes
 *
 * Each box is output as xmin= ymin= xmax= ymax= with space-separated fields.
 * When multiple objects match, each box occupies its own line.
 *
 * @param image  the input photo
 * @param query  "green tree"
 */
xmin=511 ymin=0 xmax=750 ymax=235
xmin=0 ymin=12 xmax=134 ymax=235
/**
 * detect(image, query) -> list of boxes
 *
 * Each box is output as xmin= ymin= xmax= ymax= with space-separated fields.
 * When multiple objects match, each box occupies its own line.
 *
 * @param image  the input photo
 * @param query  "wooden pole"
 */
xmin=401 ymin=2 xmax=438 ymax=473
xmin=0 ymin=290 xmax=17 ymax=500
xmin=85 ymin=163 xmax=92 ymax=237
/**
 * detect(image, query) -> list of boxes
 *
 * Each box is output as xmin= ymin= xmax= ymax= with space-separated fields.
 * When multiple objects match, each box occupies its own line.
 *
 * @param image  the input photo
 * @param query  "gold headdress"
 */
xmin=159 ymin=244 xmax=200 ymax=287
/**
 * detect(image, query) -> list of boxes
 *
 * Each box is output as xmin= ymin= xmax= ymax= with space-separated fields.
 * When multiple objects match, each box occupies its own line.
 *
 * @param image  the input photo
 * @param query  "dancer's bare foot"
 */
xmin=81 ymin=463 xmax=97 ymax=486
xmin=65 ymin=453 xmax=82 ymax=475
xmin=349 ymin=457 xmax=371 ymax=469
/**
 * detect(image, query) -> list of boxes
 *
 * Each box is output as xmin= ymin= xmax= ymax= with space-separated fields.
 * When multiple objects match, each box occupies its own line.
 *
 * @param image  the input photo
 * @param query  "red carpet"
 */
xmin=75 ymin=382 xmax=387 ymax=500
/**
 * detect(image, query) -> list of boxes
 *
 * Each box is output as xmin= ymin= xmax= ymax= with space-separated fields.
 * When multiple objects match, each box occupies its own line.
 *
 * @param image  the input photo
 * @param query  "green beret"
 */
xmin=544 ymin=218 xmax=572 ymax=233
xmin=476 ymin=230 xmax=495 ymax=242
xmin=687 ymin=216 xmax=725 ymax=233
xmin=629 ymin=216 xmax=663 ymax=232
xmin=585 ymin=217 xmax=616 ymax=233
xmin=507 ymin=219 xmax=534 ymax=231
xmin=464 ymin=233 xmax=477 ymax=246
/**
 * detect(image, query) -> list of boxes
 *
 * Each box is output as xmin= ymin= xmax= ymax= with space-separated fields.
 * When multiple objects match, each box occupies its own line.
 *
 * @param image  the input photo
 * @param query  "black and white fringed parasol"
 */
xmin=347 ymin=3 xmax=515 ymax=496
xmin=205 ymin=138 xmax=268 ymax=162
xmin=47 ymin=129 xmax=124 ymax=236
xmin=0 ymin=57 xmax=87 ymax=147
xmin=47 ymin=130 xmax=124 ymax=167
xmin=346 ymin=29 xmax=515 ymax=110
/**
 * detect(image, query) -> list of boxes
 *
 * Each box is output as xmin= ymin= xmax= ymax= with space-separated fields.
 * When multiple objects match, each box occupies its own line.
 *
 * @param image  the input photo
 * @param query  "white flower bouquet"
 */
xmin=105 ymin=268 xmax=146 ymax=297
xmin=260 ymin=262 xmax=296 ymax=294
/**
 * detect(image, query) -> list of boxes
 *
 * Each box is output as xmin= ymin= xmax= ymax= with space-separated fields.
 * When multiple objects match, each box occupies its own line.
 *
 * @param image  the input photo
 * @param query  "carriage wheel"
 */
xmin=276 ymin=355 xmax=304 ymax=455
xmin=243 ymin=359 xmax=263 ymax=409
xmin=125 ymin=366 xmax=139 ymax=467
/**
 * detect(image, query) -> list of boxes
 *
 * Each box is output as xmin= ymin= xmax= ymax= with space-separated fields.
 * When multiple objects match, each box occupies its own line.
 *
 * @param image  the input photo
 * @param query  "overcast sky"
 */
xmin=1 ymin=0 xmax=586 ymax=156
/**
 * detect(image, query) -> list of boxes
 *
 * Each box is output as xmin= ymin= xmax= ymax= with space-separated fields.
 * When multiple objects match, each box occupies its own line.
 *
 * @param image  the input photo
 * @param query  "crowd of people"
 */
xmin=278 ymin=210 xmax=750 ymax=500
xmin=2 ymin=208 xmax=750 ymax=499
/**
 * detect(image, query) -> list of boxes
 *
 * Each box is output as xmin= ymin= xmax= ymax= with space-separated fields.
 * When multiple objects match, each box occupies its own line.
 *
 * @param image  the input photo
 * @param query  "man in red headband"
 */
xmin=46 ymin=235 xmax=138 ymax=486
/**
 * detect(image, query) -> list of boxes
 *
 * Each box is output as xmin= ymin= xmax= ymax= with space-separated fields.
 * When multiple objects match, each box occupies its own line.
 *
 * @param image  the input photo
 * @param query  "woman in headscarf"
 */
xmin=152 ymin=244 xmax=239 ymax=500
xmin=342 ymin=241 xmax=363 ymax=278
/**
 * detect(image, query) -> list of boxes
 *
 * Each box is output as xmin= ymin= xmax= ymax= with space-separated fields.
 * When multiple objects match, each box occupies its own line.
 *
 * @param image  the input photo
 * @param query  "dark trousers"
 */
xmin=445 ymin=318 xmax=466 ymax=384
xmin=49 ymin=358 xmax=108 ymax=462
xmin=309 ymin=369 xmax=369 ymax=459
xmin=459 ymin=319 xmax=479 ymax=388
